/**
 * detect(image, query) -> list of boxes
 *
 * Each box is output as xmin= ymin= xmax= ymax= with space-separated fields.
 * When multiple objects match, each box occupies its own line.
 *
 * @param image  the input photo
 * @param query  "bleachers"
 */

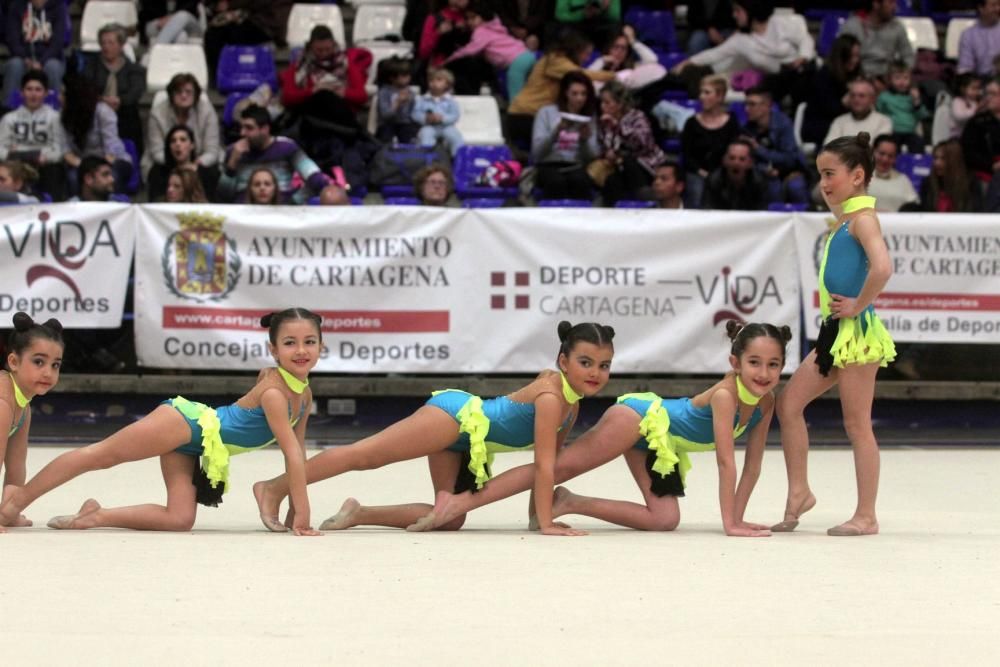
xmin=352 ymin=4 xmax=408 ymax=44
xmin=216 ymin=46 xmax=277 ymax=94
xmin=146 ymin=44 xmax=209 ymax=91
xmin=287 ymin=3 xmax=347 ymax=48
xmin=80 ymin=1 xmax=138 ymax=52
xmin=944 ymin=17 xmax=976 ymax=61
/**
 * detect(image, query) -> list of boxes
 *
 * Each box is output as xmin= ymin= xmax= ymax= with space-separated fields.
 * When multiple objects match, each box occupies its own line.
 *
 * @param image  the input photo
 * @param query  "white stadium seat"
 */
xmin=454 ymin=95 xmax=505 ymax=145
xmin=286 ymin=4 xmax=347 ymax=49
xmin=146 ymin=44 xmax=209 ymax=92
xmin=945 ymin=18 xmax=976 ymax=61
xmin=899 ymin=17 xmax=939 ymax=52
xmin=80 ymin=0 xmax=139 ymax=52
xmin=353 ymin=4 xmax=408 ymax=44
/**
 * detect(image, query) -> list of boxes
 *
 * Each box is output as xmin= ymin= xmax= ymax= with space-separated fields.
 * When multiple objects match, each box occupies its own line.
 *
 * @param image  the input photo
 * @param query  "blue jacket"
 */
xmin=6 ymin=0 xmax=66 ymax=63
xmin=742 ymin=108 xmax=805 ymax=176
xmin=411 ymin=93 xmax=460 ymax=127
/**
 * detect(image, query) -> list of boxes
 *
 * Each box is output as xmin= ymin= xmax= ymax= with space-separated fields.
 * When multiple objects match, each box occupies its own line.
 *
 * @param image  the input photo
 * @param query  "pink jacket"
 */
xmin=445 ymin=17 xmax=528 ymax=69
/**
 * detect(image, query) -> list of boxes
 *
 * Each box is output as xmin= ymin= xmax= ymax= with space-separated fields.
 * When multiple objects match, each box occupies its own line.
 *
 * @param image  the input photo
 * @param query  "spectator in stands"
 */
xmin=218 ymin=105 xmax=330 ymax=204
xmin=681 ymin=74 xmax=741 ymax=209
xmin=82 ymin=24 xmax=146 ymax=155
xmin=876 ymin=61 xmax=930 ymax=154
xmin=487 ymin=0 xmax=551 ymax=52
xmin=960 ymin=77 xmax=1000 ymax=190
xmin=919 ymin=139 xmax=983 ymax=212
xmin=60 ymin=75 xmax=133 ymax=196
xmin=144 ymin=1 xmax=204 ymax=46
xmin=507 ymin=28 xmax=615 ymax=150
xmin=444 ymin=4 xmax=536 ymax=98
xmin=674 ymin=0 xmax=815 ymax=101
xmin=412 ymin=68 xmax=464 ymax=156
xmin=867 ymin=134 xmax=919 ymax=211
xmin=376 ymin=57 xmax=420 ymax=144
xmin=2 ymin=0 xmax=67 ymax=109
xmin=801 ymin=34 xmax=863 ymax=147
xmin=246 ymin=167 xmax=280 ymax=205
xmin=279 ymin=26 xmax=368 ymax=145
xmin=148 ymin=125 xmax=217 ymax=202
xmin=0 ymin=160 xmax=41 ymax=204
xmin=0 ymin=70 xmax=66 ymax=200
xmin=204 ymin=1 xmax=293 ymax=81
xmin=823 ymin=77 xmax=893 ymax=147
xmin=686 ymin=0 xmax=735 ymax=55
xmin=594 ymin=80 xmax=665 ymax=205
xmin=144 ymin=73 xmax=221 ymax=196
xmin=740 ymin=86 xmax=807 ymax=206
xmin=651 ymin=161 xmax=685 ymax=209
xmin=163 ymin=167 xmax=209 ymax=203
xmin=413 ymin=163 xmax=459 ymax=206
xmin=588 ymin=26 xmax=657 ymax=75
xmin=320 ymin=184 xmax=351 ymax=206
xmin=554 ymin=0 xmax=620 ymax=50
xmin=531 ymin=71 xmax=599 ymax=201
xmin=419 ymin=0 xmax=472 ymax=69
xmin=701 ymin=139 xmax=768 ymax=210
xmin=959 ymin=0 xmax=1000 ymax=78
xmin=838 ymin=0 xmax=913 ymax=81
xmin=948 ymin=72 xmax=985 ymax=139
xmin=71 ymin=156 xmax=116 ymax=202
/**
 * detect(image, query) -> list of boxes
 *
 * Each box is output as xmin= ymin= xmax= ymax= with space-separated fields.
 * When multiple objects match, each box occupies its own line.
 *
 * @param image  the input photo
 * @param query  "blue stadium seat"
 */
xmin=896 ymin=152 xmax=933 ymax=191
xmin=222 ymin=92 xmax=251 ymax=127
xmin=453 ymin=145 xmax=519 ymax=200
xmin=624 ymin=9 xmax=678 ymax=52
xmin=216 ymin=45 xmax=277 ymax=94
xmin=384 ymin=196 xmax=422 ymax=205
xmin=537 ymin=199 xmax=593 ymax=207
xmin=7 ymin=89 xmax=61 ymax=110
xmin=767 ymin=202 xmax=808 ymax=212
xmin=615 ymin=200 xmax=656 ymax=208
xmin=461 ymin=198 xmax=506 ymax=208
xmin=817 ymin=12 xmax=850 ymax=57
xmin=121 ymin=139 xmax=140 ymax=194
xmin=654 ymin=50 xmax=687 ymax=72
xmin=307 ymin=196 xmax=365 ymax=205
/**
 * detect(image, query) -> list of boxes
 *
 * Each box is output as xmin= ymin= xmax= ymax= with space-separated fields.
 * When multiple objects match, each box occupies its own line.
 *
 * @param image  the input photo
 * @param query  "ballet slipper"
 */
xmin=47 ymin=514 xmax=79 ymax=530
xmin=260 ymin=514 xmax=289 ymax=533
xmin=771 ymin=493 xmax=816 ymax=532
xmin=827 ymin=521 xmax=878 ymax=537
xmin=319 ymin=498 xmax=361 ymax=531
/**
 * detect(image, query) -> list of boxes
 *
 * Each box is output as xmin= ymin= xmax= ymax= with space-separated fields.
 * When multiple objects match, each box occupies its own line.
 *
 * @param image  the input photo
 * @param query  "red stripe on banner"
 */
xmin=813 ymin=291 xmax=1000 ymax=311
xmin=162 ymin=307 xmax=450 ymax=332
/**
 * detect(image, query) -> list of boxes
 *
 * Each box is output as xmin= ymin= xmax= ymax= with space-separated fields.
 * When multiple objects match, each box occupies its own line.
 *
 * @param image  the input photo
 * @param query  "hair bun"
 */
xmin=41 ymin=318 xmax=63 ymax=333
xmin=779 ymin=325 xmax=793 ymax=344
xmin=557 ymin=320 xmax=573 ymax=342
xmin=12 ymin=312 xmax=34 ymax=332
xmin=260 ymin=313 xmax=273 ymax=328
xmin=725 ymin=319 xmax=744 ymax=341
xmin=856 ymin=131 xmax=871 ymax=148
xmin=603 ymin=325 xmax=616 ymax=341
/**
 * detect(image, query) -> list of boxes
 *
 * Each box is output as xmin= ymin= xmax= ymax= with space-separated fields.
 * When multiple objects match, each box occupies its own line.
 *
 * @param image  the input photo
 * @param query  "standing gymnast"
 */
xmin=0 ymin=313 xmax=63 ymax=533
xmin=409 ymin=321 xmax=788 ymax=537
xmin=773 ymin=131 xmax=895 ymax=536
xmin=0 ymin=308 xmax=323 ymax=536
xmin=253 ymin=321 xmax=615 ymax=537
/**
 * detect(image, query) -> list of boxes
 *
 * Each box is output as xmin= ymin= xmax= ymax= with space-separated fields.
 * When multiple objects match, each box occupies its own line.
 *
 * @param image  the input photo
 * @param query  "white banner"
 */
xmin=135 ymin=205 xmax=801 ymax=373
xmin=795 ymin=213 xmax=1000 ymax=343
xmin=0 ymin=202 xmax=134 ymax=328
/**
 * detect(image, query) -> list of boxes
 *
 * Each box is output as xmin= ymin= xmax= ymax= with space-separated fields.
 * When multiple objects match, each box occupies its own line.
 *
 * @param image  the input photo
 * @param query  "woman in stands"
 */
xmin=801 ymin=34 xmax=863 ymax=148
xmin=163 ymin=167 xmax=209 ymax=203
xmin=595 ymin=80 xmax=666 ymax=206
xmin=918 ymin=139 xmax=983 ymax=213
xmin=531 ymin=71 xmax=600 ymax=201
xmin=81 ymin=23 xmax=147 ymax=154
xmin=680 ymin=73 xmax=740 ymax=208
xmin=147 ymin=125 xmax=217 ymax=202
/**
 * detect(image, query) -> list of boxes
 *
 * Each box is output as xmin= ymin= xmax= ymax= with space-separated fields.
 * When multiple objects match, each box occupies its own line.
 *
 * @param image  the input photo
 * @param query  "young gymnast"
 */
xmin=253 ymin=321 xmax=615 ymax=537
xmin=0 ymin=313 xmax=63 ymax=533
xmin=409 ymin=321 xmax=789 ymax=537
xmin=773 ymin=131 xmax=895 ymax=537
xmin=0 ymin=308 xmax=323 ymax=536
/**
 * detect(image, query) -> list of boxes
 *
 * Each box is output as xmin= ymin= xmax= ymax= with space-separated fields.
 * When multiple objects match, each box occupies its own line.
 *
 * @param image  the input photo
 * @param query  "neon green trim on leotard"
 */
xmin=277 ymin=366 xmax=309 ymax=394
xmin=170 ymin=396 xmax=230 ymax=493
xmin=734 ymin=376 xmax=760 ymax=406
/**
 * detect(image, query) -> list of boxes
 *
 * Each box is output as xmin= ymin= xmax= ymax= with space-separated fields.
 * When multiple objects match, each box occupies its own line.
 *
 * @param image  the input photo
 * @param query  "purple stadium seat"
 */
xmin=896 ymin=152 xmax=933 ymax=191
xmin=655 ymin=50 xmax=688 ymax=72
xmin=216 ymin=45 xmax=277 ymax=94
xmin=453 ymin=145 xmax=518 ymax=200
xmin=121 ymin=139 xmax=140 ymax=194
xmin=624 ymin=9 xmax=678 ymax=52
xmin=537 ymin=199 xmax=593 ymax=207
xmin=461 ymin=198 xmax=506 ymax=208
xmin=381 ymin=184 xmax=416 ymax=197
xmin=7 ymin=89 xmax=61 ymax=111
xmin=307 ymin=196 xmax=365 ymax=205
xmin=767 ymin=202 xmax=808 ymax=212
xmin=817 ymin=13 xmax=849 ymax=57
xmin=222 ymin=92 xmax=250 ymax=127
xmin=615 ymin=200 xmax=656 ymax=208
xmin=384 ymin=196 xmax=422 ymax=205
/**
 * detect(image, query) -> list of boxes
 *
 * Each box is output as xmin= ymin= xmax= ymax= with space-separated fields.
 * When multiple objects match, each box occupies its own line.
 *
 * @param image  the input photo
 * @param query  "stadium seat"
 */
xmin=899 ymin=17 xmax=939 ymax=52
xmin=349 ymin=0 xmax=405 ymax=5
xmin=453 ymin=95 xmax=505 ymax=145
xmin=122 ymin=139 xmax=140 ymax=194
xmin=146 ymin=44 xmax=209 ymax=91
xmin=364 ymin=43 xmax=415 ymax=97
xmin=353 ymin=4 xmax=407 ymax=44
xmin=216 ymin=46 xmax=277 ymax=94
xmin=654 ymin=50 xmax=687 ymax=71
xmin=930 ymin=91 xmax=953 ymax=145
xmin=80 ymin=1 xmax=138 ymax=52
xmin=945 ymin=18 xmax=976 ymax=60
xmin=623 ymin=9 xmax=678 ymax=52
xmin=461 ymin=198 xmax=506 ymax=208
xmin=287 ymin=4 xmax=346 ymax=49
xmin=222 ymin=92 xmax=251 ymax=127
xmin=767 ymin=202 xmax=808 ymax=212
xmin=615 ymin=200 xmax=656 ymax=208
xmin=383 ymin=196 xmax=422 ymax=205
xmin=817 ymin=12 xmax=849 ymax=57
xmin=896 ymin=152 xmax=933 ymax=191
xmin=453 ymin=145 xmax=518 ymax=199
xmin=537 ymin=199 xmax=593 ymax=207
xmin=7 ymin=89 xmax=61 ymax=111
xmin=793 ymin=102 xmax=817 ymax=158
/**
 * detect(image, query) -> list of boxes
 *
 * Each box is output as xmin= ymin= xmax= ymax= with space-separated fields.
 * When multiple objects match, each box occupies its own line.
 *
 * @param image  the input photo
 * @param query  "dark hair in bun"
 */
xmin=557 ymin=320 xmax=615 ymax=357
xmin=6 ymin=311 xmax=64 ymax=360
xmin=261 ymin=307 xmax=323 ymax=344
xmin=726 ymin=320 xmax=793 ymax=361
xmin=819 ymin=131 xmax=875 ymax=186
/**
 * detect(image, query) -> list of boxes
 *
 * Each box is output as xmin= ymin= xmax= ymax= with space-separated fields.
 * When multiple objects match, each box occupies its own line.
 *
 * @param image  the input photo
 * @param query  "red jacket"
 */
xmin=279 ymin=47 xmax=372 ymax=111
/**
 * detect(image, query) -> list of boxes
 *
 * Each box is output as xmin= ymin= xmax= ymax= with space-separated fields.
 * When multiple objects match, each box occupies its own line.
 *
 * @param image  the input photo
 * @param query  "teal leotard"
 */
xmin=3 ymin=373 xmax=28 ymax=438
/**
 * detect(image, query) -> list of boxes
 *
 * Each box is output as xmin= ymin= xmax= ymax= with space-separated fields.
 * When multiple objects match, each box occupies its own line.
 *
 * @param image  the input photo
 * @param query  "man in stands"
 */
xmin=701 ymin=139 xmax=767 ymax=210
xmin=823 ymin=77 xmax=893 ymax=147
xmin=838 ymin=0 xmax=914 ymax=81
xmin=958 ymin=0 xmax=1000 ymax=78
